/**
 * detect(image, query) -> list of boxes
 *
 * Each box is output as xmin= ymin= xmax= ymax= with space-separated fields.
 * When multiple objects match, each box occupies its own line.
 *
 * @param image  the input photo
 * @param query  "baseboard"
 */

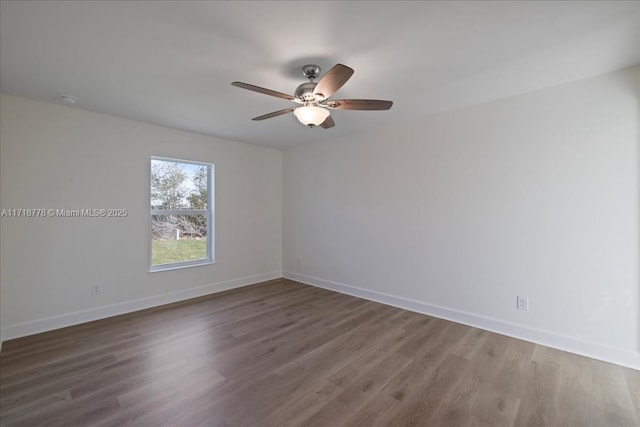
xmin=0 ymin=271 xmax=282 ymax=345
xmin=283 ymin=271 xmax=640 ymax=370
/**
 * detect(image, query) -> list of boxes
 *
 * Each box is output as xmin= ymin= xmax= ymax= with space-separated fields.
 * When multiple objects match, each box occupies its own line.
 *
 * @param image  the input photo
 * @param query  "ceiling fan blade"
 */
xmin=232 ymin=82 xmax=295 ymax=101
xmin=252 ymin=107 xmax=296 ymax=121
xmin=325 ymin=99 xmax=393 ymax=110
xmin=319 ymin=115 xmax=335 ymax=129
xmin=313 ymin=64 xmax=354 ymax=99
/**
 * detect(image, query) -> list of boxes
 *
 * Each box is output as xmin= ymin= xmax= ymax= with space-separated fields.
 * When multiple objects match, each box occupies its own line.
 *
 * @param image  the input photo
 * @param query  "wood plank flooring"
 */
xmin=1 ymin=279 xmax=638 ymax=426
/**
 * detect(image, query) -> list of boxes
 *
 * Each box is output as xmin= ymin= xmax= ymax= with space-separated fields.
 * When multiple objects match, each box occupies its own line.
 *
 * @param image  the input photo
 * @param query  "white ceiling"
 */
xmin=1 ymin=1 xmax=638 ymax=149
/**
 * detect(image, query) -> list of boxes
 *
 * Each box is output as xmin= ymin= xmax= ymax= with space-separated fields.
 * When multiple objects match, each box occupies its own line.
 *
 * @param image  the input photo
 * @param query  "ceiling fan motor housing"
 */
xmin=294 ymin=82 xmax=318 ymax=101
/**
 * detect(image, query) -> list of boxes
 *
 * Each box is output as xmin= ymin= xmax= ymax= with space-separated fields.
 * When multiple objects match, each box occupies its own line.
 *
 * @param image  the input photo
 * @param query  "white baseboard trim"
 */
xmin=0 ymin=271 xmax=282 ymax=345
xmin=283 ymin=271 xmax=640 ymax=370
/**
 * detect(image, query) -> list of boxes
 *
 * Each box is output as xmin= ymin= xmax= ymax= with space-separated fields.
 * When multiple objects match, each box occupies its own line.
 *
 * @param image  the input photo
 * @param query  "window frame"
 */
xmin=149 ymin=156 xmax=215 ymax=272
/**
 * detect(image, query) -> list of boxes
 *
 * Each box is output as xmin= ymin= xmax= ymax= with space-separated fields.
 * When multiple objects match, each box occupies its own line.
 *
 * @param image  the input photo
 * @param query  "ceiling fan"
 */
xmin=231 ymin=64 xmax=393 ymax=129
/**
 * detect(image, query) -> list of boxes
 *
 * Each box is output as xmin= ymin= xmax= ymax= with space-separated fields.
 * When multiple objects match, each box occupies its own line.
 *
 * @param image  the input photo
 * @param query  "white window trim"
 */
xmin=149 ymin=157 xmax=215 ymax=272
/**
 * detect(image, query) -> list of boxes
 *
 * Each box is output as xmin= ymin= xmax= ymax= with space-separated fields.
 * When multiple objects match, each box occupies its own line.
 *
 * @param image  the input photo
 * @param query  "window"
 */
xmin=150 ymin=157 xmax=214 ymax=271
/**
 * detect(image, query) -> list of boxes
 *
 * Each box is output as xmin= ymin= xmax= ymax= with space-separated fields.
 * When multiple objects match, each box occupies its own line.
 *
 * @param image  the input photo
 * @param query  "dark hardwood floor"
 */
xmin=1 ymin=279 xmax=638 ymax=426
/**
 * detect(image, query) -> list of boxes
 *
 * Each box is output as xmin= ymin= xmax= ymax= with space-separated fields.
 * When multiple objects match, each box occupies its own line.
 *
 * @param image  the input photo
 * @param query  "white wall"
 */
xmin=0 ymin=94 xmax=282 ymax=342
xmin=283 ymin=67 xmax=640 ymax=368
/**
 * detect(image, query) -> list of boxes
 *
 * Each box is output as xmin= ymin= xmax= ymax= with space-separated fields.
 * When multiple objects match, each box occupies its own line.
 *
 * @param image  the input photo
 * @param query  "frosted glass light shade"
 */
xmin=293 ymin=106 xmax=330 ymax=126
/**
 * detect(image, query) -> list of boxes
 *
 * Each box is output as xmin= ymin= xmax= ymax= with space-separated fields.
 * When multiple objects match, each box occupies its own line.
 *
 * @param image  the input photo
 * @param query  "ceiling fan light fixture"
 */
xmin=293 ymin=105 xmax=330 ymax=126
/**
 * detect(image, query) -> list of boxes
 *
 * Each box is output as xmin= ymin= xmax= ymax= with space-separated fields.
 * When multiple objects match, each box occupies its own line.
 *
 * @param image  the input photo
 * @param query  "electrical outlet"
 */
xmin=517 ymin=296 xmax=529 ymax=311
xmin=91 ymin=283 xmax=102 ymax=296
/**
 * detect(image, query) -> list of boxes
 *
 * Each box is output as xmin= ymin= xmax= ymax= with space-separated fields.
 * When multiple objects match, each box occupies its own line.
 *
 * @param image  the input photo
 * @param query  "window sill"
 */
xmin=149 ymin=259 xmax=215 ymax=273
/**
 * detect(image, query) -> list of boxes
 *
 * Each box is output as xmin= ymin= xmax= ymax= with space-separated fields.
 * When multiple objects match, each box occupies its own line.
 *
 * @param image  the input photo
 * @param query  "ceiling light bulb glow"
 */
xmin=293 ymin=105 xmax=330 ymax=126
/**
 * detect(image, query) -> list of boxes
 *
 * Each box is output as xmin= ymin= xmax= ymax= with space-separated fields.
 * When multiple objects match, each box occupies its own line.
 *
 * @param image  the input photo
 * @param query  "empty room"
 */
xmin=0 ymin=1 xmax=638 ymax=426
